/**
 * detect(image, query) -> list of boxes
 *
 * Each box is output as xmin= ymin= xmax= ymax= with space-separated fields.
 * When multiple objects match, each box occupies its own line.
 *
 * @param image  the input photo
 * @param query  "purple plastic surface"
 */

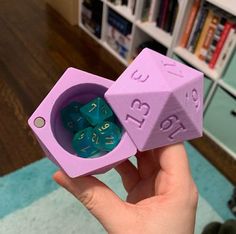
xmin=105 ymin=48 xmax=203 ymax=151
xmin=28 ymin=48 xmax=203 ymax=177
xmin=28 ymin=68 xmax=137 ymax=178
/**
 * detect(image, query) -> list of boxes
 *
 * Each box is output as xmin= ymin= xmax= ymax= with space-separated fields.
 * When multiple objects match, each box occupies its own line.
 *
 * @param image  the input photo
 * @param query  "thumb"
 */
xmin=53 ymin=171 xmax=128 ymax=231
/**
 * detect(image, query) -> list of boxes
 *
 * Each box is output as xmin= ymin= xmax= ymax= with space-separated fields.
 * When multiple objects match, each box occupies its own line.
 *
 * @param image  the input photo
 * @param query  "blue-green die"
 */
xmin=80 ymin=97 xmax=113 ymax=126
xmin=61 ymin=101 xmax=90 ymax=133
xmin=93 ymin=121 xmax=121 ymax=152
xmin=72 ymin=127 xmax=100 ymax=158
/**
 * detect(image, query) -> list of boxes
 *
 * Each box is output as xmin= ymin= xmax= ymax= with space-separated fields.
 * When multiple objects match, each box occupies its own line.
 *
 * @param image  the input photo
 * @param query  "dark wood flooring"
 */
xmin=0 ymin=0 xmax=235 ymax=185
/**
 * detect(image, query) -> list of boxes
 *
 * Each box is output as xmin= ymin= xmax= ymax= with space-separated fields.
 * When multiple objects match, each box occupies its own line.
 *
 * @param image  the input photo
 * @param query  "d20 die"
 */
xmin=105 ymin=48 xmax=203 ymax=151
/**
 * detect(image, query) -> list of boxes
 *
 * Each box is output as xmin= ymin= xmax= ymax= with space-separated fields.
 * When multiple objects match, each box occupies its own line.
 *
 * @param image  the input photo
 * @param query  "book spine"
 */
xmin=188 ymin=8 xmax=208 ymax=53
xmin=209 ymin=21 xmax=234 ymax=68
xmin=194 ymin=10 xmax=214 ymax=56
xmin=180 ymin=0 xmax=201 ymax=48
xmin=169 ymin=1 xmax=179 ymax=34
xmin=205 ymin=17 xmax=227 ymax=63
xmin=141 ymin=0 xmax=152 ymax=22
xmin=156 ymin=1 xmax=165 ymax=27
xmin=148 ymin=0 xmax=159 ymax=22
xmin=160 ymin=0 xmax=170 ymax=29
xmin=215 ymin=28 xmax=236 ymax=73
xmin=186 ymin=2 xmax=204 ymax=49
xmin=164 ymin=0 xmax=176 ymax=32
xmin=198 ymin=13 xmax=220 ymax=60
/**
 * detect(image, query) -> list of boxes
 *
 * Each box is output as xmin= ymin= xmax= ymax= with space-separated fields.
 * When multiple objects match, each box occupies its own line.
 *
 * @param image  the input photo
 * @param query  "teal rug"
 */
xmin=0 ymin=143 xmax=234 ymax=234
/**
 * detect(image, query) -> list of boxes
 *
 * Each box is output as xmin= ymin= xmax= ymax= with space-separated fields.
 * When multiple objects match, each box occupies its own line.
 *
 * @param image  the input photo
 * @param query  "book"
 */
xmin=187 ymin=2 xmax=204 ymax=49
xmin=108 ymin=9 xmax=132 ymax=36
xmin=164 ymin=0 xmax=178 ymax=33
xmin=209 ymin=21 xmax=235 ymax=68
xmin=188 ymin=8 xmax=208 ymax=53
xmin=215 ymin=28 xmax=236 ymax=74
xmin=169 ymin=2 xmax=179 ymax=33
xmin=148 ymin=0 xmax=160 ymax=22
xmin=205 ymin=16 xmax=227 ymax=63
xmin=180 ymin=0 xmax=201 ymax=48
xmin=194 ymin=10 xmax=215 ymax=56
xmin=141 ymin=0 xmax=152 ymax=22
xmin=156 ymin=1 xmax=165 ymax=27
xmin=160 ymin=0 xmax=170 ymax=29
xmin=198 ymin=12 xmax=220 ymax=60
xmin=106 ymin=24 xmax=131 ymax=59
xmin=81 ymin=0 xmax=103 ymax=38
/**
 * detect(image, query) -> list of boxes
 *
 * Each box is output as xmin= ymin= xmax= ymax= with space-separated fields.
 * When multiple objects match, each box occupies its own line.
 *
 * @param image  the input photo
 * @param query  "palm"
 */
xmin=115 ymin=149 xmax=174 ymax=204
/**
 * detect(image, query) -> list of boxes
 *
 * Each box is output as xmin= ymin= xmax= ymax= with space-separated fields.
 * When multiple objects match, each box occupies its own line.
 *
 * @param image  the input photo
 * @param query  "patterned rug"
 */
xmin=0 ymin=143 xmax=234 ymax=234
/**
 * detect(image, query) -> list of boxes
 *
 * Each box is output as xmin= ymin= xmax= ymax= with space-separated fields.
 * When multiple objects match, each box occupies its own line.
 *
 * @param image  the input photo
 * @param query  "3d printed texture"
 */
xmin=28 ymin=48 xmax=203 ymax=177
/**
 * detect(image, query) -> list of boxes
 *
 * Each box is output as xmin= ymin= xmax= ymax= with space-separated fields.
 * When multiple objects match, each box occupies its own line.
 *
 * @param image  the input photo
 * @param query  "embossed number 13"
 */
xmin=126 ymin=99 xmax=150 ymax=128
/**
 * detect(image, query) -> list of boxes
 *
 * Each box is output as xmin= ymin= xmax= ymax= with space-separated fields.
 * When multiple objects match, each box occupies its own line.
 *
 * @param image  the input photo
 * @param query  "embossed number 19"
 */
xmin=160 ymin=115 xmax=186 ymax=140
xmin=125 ymin=99 xmax=150 ymax=128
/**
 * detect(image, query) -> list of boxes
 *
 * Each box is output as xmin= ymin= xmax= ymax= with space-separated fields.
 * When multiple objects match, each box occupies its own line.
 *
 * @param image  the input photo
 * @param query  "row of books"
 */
xmin=180 ymin=1 xmax=236 ymax=73
xmin=141 ymin=0 xmax=179 ymax=35
xmin=106 ymin=9 xmax=132 ymax=59
xmin=108 ymin=0 xmax=137 ymax=15
xmin=81 ymin=0 xmax=103 ymax=38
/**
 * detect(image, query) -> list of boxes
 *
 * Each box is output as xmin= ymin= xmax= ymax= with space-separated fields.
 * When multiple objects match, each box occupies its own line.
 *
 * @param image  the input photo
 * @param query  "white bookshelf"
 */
xmin=174 ymin=47 xmax=219 ymax=80
xmin=78 ymin=0 xmax=236 ymax=160
xmin=218 ymin=79 xmax=236 ymax=97
xmin=136 ymin=21 xmax=172 ymax=48
xmin=206 ymin=0 xmax=236 ymax=17
xmin=105 ymin=1 xmax=135 ymax=23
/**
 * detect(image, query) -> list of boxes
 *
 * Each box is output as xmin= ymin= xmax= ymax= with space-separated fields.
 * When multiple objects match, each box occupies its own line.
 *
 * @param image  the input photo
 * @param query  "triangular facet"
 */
xmin=105 ymin=90 xmax=170 ymax=151
xmin=142 ymin=93 xmax=202 ymax=150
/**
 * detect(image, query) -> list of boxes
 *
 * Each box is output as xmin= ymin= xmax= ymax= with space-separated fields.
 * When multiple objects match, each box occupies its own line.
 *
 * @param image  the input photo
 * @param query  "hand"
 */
xmin=53 ymin=143 xmax=198 ymax=234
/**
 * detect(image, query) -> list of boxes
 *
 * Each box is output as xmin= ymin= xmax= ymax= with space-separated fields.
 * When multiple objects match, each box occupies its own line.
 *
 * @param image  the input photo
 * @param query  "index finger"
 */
xmin=153 ymin=143 xmax=191 ymax=179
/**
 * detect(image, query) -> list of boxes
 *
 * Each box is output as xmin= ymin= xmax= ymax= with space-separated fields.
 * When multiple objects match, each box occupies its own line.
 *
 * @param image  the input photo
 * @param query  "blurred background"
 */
xmin=0 ymin=0 xmax=236 ymax=233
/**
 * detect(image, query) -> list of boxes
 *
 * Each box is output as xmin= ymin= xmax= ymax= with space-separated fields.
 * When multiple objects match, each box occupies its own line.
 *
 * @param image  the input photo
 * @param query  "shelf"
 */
xmin=206 ymin=0 xmax=236 ymax=16
xmin=204 ymin=128 xmax=236 ymax=160
xmin=79 ymin=23 xmax=102 ymax=44
xmin=218 ymin=80 xmax=236 ymax=97
xmin=136 ymin=21 xmax=172 ymax=48
xmin=106 ymin=1 xmax=135 ymax=23
xmin=174 ymin=47 xmax=220 ymax=80
xmin=102 ymin=42 xmax=128 ymax=66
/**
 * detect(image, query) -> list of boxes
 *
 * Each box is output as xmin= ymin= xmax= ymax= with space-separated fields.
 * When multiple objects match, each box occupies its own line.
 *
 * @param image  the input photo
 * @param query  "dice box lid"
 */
xmin=105 ymin=48 xmax=204 ymax=151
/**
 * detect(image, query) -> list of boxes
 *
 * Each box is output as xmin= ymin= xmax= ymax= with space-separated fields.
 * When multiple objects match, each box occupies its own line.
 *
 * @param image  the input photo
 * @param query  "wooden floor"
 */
xmin=0 ymin=0 xmax=235 ymax=184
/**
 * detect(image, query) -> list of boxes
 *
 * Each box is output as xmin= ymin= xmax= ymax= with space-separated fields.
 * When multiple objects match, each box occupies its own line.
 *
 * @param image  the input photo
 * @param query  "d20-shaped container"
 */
xmin=105 ymin=48 xmax=203 ymax=151
xmin=28 ymin=68 xmax=137 ymax=178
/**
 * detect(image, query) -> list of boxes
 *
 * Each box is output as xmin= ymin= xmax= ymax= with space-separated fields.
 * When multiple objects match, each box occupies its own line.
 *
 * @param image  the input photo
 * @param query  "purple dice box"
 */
xmin=28 ymin=48 xmax=203 ymax=178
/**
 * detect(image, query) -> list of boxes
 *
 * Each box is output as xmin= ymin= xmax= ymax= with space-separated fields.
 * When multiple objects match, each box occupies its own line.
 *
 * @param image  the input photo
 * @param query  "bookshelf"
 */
xmin=78 ymin=0 xmax=236 ymax=160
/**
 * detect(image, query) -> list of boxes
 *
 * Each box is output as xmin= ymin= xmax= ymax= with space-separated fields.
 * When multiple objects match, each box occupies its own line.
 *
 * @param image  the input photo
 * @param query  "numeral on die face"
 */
xmin=161 ymin=60 xmax=183 ymax=78
xmin=186 ymin=88 xmax=200 ymax=111
xmin=126 ymin=99 xmax=150 ymax=129
xmin=160 ymin=115 xmax=186 ymax=140
xmin=131 ymin=70 xmax=149 ymax=82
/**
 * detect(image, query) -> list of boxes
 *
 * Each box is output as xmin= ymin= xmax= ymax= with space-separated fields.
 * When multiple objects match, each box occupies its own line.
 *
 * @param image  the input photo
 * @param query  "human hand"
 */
xmin=53 ymin=143 xmax=198 ymax=234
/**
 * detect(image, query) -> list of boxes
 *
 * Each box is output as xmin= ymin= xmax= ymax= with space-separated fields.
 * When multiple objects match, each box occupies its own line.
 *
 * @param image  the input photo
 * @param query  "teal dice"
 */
xmin=93 ymin=121 xmax=121 ymax=151
xmin=60 ymin=97 xmax=122 ymax=158
xmin=61 ymin=101 xmax=89 ymax=133
xmin=80 ymin=97 xmax=113 ymax=126
xmin=72 ymin=127 xmax=100 ymax=158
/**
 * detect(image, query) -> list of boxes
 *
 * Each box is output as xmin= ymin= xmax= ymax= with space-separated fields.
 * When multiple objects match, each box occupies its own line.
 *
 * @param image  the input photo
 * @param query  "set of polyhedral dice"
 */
xmin=60 ymin=97 xmax=122 ymax=158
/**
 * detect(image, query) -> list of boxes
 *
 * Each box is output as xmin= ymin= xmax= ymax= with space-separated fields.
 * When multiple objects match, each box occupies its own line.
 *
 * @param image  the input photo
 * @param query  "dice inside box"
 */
xmin=61 ymin=97 xmax=122 ymax=158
